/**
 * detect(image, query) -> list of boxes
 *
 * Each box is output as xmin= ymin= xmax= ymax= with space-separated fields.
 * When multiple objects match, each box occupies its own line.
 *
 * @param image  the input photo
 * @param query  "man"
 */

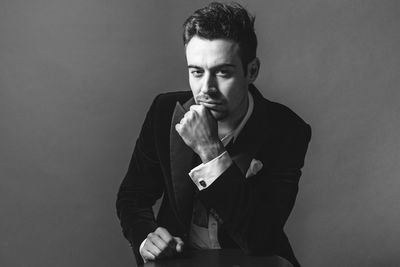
xmin=116 ymin=2 xmax=311 ymax=267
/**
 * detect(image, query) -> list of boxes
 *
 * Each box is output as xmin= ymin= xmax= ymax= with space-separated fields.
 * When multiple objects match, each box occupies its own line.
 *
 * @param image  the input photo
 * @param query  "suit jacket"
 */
xmin=116 ymin=85 xmax=311 ymax=266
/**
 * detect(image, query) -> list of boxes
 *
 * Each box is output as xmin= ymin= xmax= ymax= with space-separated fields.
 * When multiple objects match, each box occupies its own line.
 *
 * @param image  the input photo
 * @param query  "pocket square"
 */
xmin=245 ymin=159 xmax=263 ymax=178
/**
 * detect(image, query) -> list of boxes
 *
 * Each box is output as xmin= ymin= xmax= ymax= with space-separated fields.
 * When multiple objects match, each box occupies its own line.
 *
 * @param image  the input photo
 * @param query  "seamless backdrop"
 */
xmin=1 ymin=1 xmax=399 ymax=266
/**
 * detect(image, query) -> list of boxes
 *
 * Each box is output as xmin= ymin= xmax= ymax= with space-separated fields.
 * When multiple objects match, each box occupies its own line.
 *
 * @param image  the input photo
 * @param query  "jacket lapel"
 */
xmin=229 ymin=85 xmax=272 ymax=175
xmin=169 ymin=98 xmax=196 ymax=229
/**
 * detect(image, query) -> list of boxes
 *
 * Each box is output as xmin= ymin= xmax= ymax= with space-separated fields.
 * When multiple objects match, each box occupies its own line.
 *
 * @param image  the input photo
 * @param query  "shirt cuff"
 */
xmin=139 ymin=238 xmax=148 ymax=263
xmin=189 ymin=151 xmax=232 ymax=190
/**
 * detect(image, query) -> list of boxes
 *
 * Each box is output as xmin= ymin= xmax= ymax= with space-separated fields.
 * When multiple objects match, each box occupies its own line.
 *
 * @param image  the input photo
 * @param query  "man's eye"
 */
xmin=190 ymin=70 xmax=203 ymax=78
xmin=216 ymin=70 xmax=232 ymax=77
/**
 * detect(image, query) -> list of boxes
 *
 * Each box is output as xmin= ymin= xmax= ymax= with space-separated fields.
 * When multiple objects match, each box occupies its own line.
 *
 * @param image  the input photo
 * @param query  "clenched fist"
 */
xmin=175 ymin=105 xmax=225 ymax=163
xmin=140 ymin=227 xmax=184 ymax=262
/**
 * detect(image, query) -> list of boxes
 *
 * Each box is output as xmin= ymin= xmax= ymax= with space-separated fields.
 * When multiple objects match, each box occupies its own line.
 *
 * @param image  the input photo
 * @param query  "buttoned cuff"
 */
xmin=189 ymin=151 xmax=233 ymax=190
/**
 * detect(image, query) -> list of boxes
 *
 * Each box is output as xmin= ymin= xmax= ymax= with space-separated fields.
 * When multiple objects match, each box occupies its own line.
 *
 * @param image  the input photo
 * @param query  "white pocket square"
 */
xmin=245 ymin=159 xmax=263 ymax=178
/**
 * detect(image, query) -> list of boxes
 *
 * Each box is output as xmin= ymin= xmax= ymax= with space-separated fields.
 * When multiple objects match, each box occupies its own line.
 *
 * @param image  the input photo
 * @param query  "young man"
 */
xmin=116 ymin=2 xmax=311 ymax=266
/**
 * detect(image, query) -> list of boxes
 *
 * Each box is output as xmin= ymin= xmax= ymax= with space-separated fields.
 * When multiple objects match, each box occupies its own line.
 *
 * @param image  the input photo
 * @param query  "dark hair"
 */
xmin=183 ymin=2 xmax=257 ymax=72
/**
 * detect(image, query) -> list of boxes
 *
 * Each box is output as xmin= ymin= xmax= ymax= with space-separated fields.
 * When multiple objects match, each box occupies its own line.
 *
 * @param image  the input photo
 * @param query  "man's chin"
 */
xmin=209 ymin=109 xmax=227 ymax=121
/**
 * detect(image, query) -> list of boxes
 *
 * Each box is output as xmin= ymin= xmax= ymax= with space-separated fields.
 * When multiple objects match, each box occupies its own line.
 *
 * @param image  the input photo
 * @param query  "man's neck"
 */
xmin=217 ymin=93 xmax=249 ymax=139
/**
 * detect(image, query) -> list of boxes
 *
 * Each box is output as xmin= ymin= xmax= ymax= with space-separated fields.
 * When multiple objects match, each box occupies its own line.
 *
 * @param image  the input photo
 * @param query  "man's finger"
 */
xmin=174 ymin=236 xmax=183 ymax=244
xmin=141 ymin=249 xmax=156 ymax=261
xmin=149 ymin=235 xmax=168 ymax=252
xmin=189 ymin=104 xmax=201 ymax=112
xmin=174 ymin=237 xmax=184 ymax=252
xmin=144 ymin=239 xmax=162 ymax=257
xmin=184 ymin=109 xmax=194 ymax=118
xmin=175 ymin=123 xmax=182 ymax=133
xmin=190 ymin=104 xmax=204 ymax=115
xmin=155 ymin=227 xmax=173 ymax=243
xmin=195 ymin=103 xmax=215 ymax=119
xmin=154 ymin=227 xmax=177 ymax=256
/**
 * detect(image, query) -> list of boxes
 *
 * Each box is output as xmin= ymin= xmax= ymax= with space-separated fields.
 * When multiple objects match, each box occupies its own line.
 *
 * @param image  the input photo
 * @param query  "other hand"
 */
xmin=140 ymin=227 xmax=184 ymax=262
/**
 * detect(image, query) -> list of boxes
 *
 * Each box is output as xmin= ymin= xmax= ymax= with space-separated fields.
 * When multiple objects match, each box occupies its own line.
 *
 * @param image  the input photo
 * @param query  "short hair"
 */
xmin=183 ymin=2 xmax=257 ymax=72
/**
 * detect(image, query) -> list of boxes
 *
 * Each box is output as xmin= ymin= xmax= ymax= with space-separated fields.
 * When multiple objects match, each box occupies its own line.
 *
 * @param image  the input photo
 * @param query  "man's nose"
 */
xmin=200 ymin=74 xmax=217 ymax=95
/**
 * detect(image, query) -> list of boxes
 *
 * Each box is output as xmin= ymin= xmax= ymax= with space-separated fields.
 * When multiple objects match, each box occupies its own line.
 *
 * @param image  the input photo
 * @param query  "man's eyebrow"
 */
xmin=187 ymin=65 xmax=202 ymax=69
xmin=187 ymin=63 xmax=236 ymax=69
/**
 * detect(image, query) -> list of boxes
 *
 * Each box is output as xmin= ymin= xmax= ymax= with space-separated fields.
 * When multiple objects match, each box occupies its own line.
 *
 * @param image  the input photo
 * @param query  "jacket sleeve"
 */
xmin=116 ymin=96 xmax=163 ymax=265
xmin=198 ymin=123 xmax=311 ymax=255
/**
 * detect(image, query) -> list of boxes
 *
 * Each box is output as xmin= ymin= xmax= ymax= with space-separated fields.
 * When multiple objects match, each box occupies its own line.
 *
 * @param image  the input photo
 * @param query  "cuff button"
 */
xmin=199 ymin=180 xmax=207 ymax=187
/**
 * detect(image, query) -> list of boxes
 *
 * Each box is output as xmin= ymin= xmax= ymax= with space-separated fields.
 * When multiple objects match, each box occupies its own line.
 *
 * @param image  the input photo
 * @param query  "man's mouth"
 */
xmin=196 ymin=95 xmax=222 ymax=104
xmin=198 ymin=101 xmax=223 ymax=111
xmin=195 ymin=95 xmax=225 ymax=111
xmin=198 ymin=100 xmax=221 ymax=105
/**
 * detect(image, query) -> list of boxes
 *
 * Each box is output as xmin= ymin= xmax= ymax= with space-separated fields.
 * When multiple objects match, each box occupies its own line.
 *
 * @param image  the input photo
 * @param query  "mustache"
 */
xmin=195 ymin=94 xmax=222 ymax=104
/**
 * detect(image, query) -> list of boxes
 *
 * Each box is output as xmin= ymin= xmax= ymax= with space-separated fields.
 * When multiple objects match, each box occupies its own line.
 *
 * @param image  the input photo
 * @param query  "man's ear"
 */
xmin=246 ymin=57 xmax=260 ymax=84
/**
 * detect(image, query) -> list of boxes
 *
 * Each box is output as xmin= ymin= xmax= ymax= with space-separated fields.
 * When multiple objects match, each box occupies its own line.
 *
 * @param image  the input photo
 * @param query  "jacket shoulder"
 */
xmin=268 ymin=100 xmax=308 ymax=125
xmin=250 ymin=85 xmax=310 ymax=134
xmin=262 ymin=98 xmax=311 ymax=139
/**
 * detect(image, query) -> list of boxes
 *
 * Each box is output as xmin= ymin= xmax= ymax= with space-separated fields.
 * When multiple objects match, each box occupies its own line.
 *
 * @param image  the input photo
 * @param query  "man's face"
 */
xmin=185 ymin=36 xmax=250 ymax=123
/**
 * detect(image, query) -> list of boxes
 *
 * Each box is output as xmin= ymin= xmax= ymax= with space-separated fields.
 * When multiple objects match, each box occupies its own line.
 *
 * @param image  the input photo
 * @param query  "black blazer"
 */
xmin=116 ymin=85 xmax=311 ymax=266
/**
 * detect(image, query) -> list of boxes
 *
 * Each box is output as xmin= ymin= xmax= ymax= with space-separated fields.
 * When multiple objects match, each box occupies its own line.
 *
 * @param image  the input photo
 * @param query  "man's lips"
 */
xmin=198 ymin=100 xmax=221 ymax=105
xmin=195 ymin=95 xmax=225 ymax=110
xmin=198 ymin=101 xmax=223 ymax=110
xmin=196 ymin=96 xmax=222 ymax=104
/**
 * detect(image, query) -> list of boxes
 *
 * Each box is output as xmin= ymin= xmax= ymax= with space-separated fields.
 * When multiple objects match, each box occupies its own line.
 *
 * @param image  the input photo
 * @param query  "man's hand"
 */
xmin=140 ymin=227 xmax=184 ymax=262
xmin=175 ymin=105 xmax=225 ymax=163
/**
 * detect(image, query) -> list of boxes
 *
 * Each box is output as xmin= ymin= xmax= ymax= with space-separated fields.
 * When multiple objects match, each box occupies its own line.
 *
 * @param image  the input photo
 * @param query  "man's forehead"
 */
xmin=185 ymin=37 xmax=240 ymax=66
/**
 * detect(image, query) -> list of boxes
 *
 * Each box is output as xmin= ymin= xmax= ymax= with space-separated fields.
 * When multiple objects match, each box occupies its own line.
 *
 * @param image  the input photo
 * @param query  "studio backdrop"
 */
xmin=1 ymin=0 xmax=399 ymax=266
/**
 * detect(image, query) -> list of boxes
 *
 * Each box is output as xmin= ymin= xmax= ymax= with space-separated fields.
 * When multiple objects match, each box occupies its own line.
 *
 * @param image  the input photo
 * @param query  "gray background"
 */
xmin=1 ymin=0 xmax=399 ymax=266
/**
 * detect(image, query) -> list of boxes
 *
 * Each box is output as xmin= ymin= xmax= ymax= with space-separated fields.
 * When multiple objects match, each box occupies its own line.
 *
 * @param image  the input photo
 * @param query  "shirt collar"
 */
xmin=221 ymin=91 xmax=254 ymax=146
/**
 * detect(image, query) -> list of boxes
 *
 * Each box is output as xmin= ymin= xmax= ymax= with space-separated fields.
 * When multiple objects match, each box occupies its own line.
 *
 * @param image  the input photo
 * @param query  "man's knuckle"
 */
xmin=155 ymin=227 xmax=164 ymax=234
xmin=190 ymin=105 xmax=198 ymax=113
